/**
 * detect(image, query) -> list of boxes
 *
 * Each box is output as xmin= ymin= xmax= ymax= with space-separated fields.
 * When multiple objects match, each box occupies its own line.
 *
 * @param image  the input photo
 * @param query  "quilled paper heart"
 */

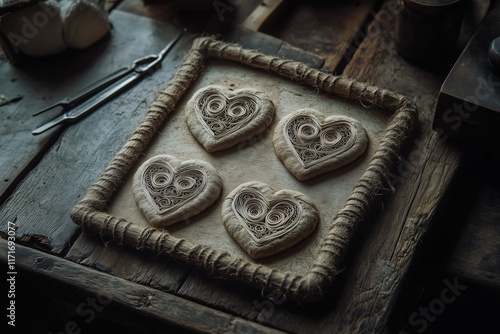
xmin=273 ymin=108 xmax=368 ymax=181
xmin=222 ymin=181 xmax=319 ymax=259
xmin=132 ymin=155 xmax=222 ymax=227
xmin=185 ymin=85 xmax=275 ymax=152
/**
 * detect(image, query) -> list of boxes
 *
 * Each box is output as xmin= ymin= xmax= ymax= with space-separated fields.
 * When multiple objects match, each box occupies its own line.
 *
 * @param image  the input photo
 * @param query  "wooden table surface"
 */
xmin=1 ymin=0 xmax=499 ymax=333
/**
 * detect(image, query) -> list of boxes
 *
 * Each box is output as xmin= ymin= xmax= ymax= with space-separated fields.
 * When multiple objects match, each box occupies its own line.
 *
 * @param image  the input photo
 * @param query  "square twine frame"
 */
xmin=70 ymin=37 xmax=418 ymax=303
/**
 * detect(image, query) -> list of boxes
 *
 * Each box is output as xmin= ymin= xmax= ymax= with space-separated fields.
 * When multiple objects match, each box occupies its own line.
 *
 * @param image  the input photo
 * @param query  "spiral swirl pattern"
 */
xmin=142 ymin=162 xmax=206 ymax=213
xmin=232 ymin=188 xmax=302 ymax=245
xmin=195 ymin=89 xmax=261 ymax=138
xmin=284 ymin=115 xmax=357 ymax=168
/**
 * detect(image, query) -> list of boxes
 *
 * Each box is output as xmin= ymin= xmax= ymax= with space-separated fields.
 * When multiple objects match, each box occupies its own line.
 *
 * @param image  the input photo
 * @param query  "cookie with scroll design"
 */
xmin=185 ymin=85 xmax=275 ymax=152
xmin=222 ymin=181 xmax=319 ymax=259
xmin=132 ymin=155 xmax=222 ymax=227
xmin=273 ymin=108 xmax=368 ymax=181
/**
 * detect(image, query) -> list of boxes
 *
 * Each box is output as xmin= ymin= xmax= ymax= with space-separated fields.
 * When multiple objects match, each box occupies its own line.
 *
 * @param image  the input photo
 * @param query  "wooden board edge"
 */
xmin=0 ymin=238 xmax=284 ymax=334
xmin=240 ymin=0 xmax=285 ymax=31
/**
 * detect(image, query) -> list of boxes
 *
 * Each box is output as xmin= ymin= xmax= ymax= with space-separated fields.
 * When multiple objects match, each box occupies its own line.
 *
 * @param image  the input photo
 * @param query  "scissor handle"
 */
xmin=134 ymin=32 xmax=184 ymax=74
xmin=63 ymin=55 xmax=158 ymax=106
xmin=134 ymin=55 xmax=163 ymax=74
xmin=132 ymin=55 xmax=158 ymax=67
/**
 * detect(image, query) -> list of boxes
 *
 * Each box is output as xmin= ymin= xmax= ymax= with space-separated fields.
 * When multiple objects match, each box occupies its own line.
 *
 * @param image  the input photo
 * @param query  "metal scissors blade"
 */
xmin=32 ymin=30 xmax=184 ymax=135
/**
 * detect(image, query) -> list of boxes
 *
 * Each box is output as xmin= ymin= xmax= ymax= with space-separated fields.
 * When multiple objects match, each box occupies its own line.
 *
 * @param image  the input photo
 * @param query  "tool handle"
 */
xmin=66 ymin=72 xmax=142 ymax=121
xmin=32 ymin=73 xmax=142 ymax=135
xmin=65 ymin=66 xmax=133 ymax=107
xmin=32 ymin=66 xmax=132 ymax=116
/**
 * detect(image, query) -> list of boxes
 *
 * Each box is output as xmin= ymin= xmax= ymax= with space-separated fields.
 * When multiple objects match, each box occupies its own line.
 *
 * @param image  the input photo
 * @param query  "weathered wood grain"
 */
xmin=221 ymin=25 xmax=325 ymax=69
xmin=261 ymin=0 xmax=379 ymax=71
xmin=65 ymin=235 xmax=189 ymax=293
xmin=240 ymin=0 xmax=285 ymax=31
xmin=318 ymin=2 xmax=463 ymax=332
xmin=0 ymin=11 xmax=187 ymax=254
xmin=0 ymin=239 xmax=284 ymax=334
xmin=0 ymin=1 xmax=126 ymax=203
xmin=105 ymin=0 xmax=122 ymax=11
xmin=118 ymin=0 xmax=261 ymax=29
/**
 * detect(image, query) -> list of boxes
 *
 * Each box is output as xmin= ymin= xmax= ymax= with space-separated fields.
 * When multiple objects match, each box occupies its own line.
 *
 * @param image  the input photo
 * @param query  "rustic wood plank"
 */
xmin=240 ymin=0 xmax=285 ymax=31
xmin=0 ymin=239 xmax=284 ymax=334
xmin=0 ymin=47 xmax=98 ymax=202
xmin=118 ymin=0 xmax=261 ymax=29
xmin=323 ymin=138 xmax=462 ymax=333
xmin=65 ymin=235 xmax=189 ymax=293
xmin=117 ymin=0 xmax=207 ymax=23
xmin=105 ymin=0 xmax=122 ymax=11
xmin=117 ymin=0 xmax=324 ymax=67
xmin=316 ymin=1 xmax=463 ymax=332
xmin=222 ymin=25 xmax=325 ymax=68
xmin=0 ymin=1 xmax=125 ymax=203
xmin=0 ymin=11 xmax=187 ymax=254
xmin=261 ymin=0 xmax=379 ymax=71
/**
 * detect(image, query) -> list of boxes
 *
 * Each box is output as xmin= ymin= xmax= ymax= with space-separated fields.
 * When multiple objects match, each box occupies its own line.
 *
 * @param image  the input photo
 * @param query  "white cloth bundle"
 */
xmin=0 ymin=0 xmax=111 ymax=57
xmin=1 ymin=0 xmax=67 ymax=57
xmin=61 ymin=0 xmax=111 ymax=49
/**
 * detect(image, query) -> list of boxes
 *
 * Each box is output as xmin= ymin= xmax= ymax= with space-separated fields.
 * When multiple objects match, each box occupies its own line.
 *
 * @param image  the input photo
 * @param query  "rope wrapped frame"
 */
xmin=70 ymin=36 xmax=418 ymax=303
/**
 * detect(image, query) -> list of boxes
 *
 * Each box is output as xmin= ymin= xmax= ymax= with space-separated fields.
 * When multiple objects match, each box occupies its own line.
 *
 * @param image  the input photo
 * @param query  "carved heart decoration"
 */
xmin=185 ymin=85 xmax=275 ymax=152
xmin=273 ymin=108 xmax=368 ymax=181
xmin=222 ymin=181 xmax=319 ymax=259
xmin=132 ymin=155 xmax=222 ymax=227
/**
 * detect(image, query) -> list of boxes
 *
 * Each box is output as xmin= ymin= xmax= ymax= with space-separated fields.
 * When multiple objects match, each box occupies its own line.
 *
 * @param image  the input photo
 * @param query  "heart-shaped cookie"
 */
xmin=132 ymin=155 xmax=222 ymax=227
xmin=185 ymin=85 xmax=275 ymax=152
xmin=222 ymin=181 xmax=319 ymax=259
xmin=273 ymin=108 xmax=368 ymax=181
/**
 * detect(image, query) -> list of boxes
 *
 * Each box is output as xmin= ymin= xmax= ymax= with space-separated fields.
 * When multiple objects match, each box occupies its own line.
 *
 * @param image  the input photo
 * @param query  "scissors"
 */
xmin=32 ymin=30 xmax=184 ymax=135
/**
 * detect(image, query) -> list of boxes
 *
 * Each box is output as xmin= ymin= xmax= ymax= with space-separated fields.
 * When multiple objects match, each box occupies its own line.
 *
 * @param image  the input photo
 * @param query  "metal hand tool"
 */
xmin=32 ymin=30 xmax=184 ymax=135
